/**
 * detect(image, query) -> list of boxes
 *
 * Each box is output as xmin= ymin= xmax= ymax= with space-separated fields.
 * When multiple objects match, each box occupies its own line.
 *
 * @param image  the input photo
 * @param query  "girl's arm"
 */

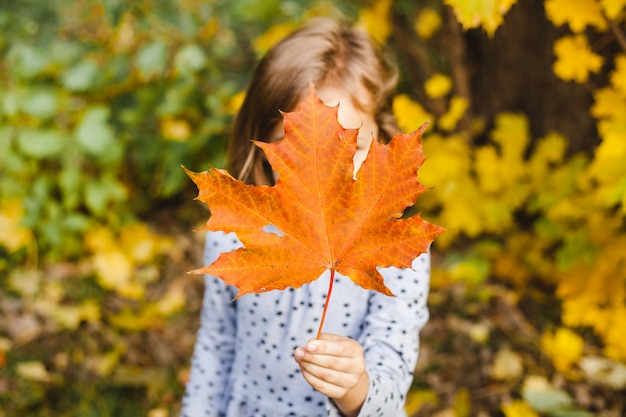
xmin=180 ymin=232 xmax=241 ymax=416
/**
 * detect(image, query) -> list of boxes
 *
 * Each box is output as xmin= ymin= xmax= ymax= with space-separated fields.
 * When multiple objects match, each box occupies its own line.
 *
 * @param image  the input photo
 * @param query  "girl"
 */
xmin=182 ymin=18 xmax=431 ymax=417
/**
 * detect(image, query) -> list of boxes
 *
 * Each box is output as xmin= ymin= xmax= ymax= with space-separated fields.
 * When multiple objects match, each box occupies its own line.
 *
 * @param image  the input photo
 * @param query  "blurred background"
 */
xmin=1 ymin=0 xmax=625 ymax=416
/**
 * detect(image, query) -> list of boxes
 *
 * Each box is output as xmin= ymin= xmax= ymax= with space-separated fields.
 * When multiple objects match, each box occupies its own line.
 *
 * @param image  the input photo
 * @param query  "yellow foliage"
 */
xmin=602 ymin=307 xmax=626 ymax=360
xmin=591 ymin=87 xmax=626 ymax=120
xmin=16 ymin=361 xmax=51 ymax=382
xmin=588 ymin=118 xmax=626 ymax=185
xmin=599 ymin=0 xmax=626 ymax=18
xmin=541 ymin=327 xmax=585 ymax=371
xmin=475 ymin=146 xmax=504 ymax=193
xmin=545 ymin=0 xmax=608 ymax=32
xmin=492 ymin=348 xmax=524 ymax=380
xmin=197 ymin=16 xmax=220 ymax=42
xmin=491 ymin=113 xmax=529 ymax=158
xmin=425 ymin=73 xmax=452 ymax=98
xmin=357 ymin=0 xmax=393 ymax=44
xmin=227 ymin=90 xmax=246 ymax=115
xmin=415 ymin=8 xmax=442 ymax=39
xmin=120 ymin=223 xmax=162 ymax=263
xmin=611 ymin=54 xmax=626 ymax=95
xmin=438 ymin=96 xmax=469 ymax=131
xmin=253 ymin=21 xmax=299 ymax=56
xmin=0 ymin=199 xmax=33 ymax=252
xmin=528 ymin=132 xmax=568 ymax=185
xmin=553 ymin=35 xmax=604 ymax=83
xmin=453 ymin=387 xmax=472 ymax=417
xmin=160 ymin=118 xmax=192 ymax=141
xmin=157 ymin=283 xmax=186 ymax=316
xmin=85 ymin=223 xmax=174 ymax=299
xmin=444 ymin=0 xmax=518 ymax=36
xmin=404 ymin=388 xmax=440 ymax=414
xmin=501 ymin=400 xmax=539 ymax=417
xmin=392 ymin=94 xmax=434 ymax=133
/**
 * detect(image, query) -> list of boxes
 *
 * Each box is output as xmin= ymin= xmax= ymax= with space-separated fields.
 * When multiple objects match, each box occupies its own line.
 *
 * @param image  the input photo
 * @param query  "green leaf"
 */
xmin=136 ymin=41 xmax=169 ymax=79
xmin=1 ymin=90 xmax=19 ymax=117
xmin=17 ymin=128 xmax=65 ymax=158
xmin=174 ymin=43 xmax=206 ymax=74
xmin=522 ymin=378 xmax=574 ymax=413
xmin=84 ymin=175 xmax=127 ymax=215
xmin=62 ymin=60 xmax=100 ymax=92
xmin=21 ymin=87 xmax=58 ymax=119
xmin=74 ymin=106 xmax=115 ymax=157
xmin=7 ymin=43 xmax=49 ymax=78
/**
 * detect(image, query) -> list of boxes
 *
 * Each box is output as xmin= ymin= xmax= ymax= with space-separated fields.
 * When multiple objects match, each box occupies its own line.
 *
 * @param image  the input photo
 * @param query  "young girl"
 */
xmin=181 ymin=18 xmax=431 ymax=417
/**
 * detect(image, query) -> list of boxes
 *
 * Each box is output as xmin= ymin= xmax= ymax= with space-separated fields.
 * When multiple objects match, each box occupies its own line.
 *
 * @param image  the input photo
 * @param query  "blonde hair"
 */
xmin=228 ymin=18 xmax=399 ymax=185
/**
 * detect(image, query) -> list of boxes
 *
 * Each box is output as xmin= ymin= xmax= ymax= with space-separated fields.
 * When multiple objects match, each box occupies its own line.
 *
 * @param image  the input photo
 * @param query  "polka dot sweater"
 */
xmin=181 ymin=231 xmax=431 ymax=417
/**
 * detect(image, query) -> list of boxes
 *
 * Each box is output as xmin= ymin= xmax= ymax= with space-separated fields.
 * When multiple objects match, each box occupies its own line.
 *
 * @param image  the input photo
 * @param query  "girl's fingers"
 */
xmin=305 ymin=335 xmax=362 ymax=358
xmin=294 ymin=346 xmax=360 ymax=373
xmin=298 ymin=362 xmax=355 ymax=398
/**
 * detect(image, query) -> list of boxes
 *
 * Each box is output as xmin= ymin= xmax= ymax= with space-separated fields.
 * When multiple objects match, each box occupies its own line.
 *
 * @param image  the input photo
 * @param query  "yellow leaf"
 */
xmin=492 ymin=348 xmax=524 ymax=380
xmin=501 ymin=400 xmax=540 ymax=417
xmin=405 ymin=389 xmax=440 ymax=414
xmin=545 ymin=0 xmax=608 ymax=32
xmin=600 ymin=0 xmax=626 ymax=19
xmin=588 ymin=118 xmax=626 ymax=183
xmin=109 ymin=306 xmax=164 ymax=331
xmin=160 ymin=117 xmax=191 ymax=141
xmin=253 ymin=21 xmax=299 ymax=56
xmin=491 ymin=113 xmax=529 ymax=158
xmin=84 ymin=226 xmax=117 ymax=253
xmin=610 ymin=54 xmax=626 ymax=95
xmin=420 ymin=133 xmax=472 ymax=187
xmin=541 ymin=327 xmax=585 ymax=371
xmin=438 ymin=96 xmax=469 ymax=131
xmin=392 ymin=94 xmax=433 ymax=133
xmin=415 ymin=8 xmax=442 ymax=39
xmin=553 ymin=35 xmax=604 ymax=83
xmin=8 ymin=268 xmax=40 ymax=298
xmin=120 ymin=223 xmax=158 ymax=263
xmin=93 ymin=250 xmax=133 ymax=291
xmin=0 ymin=199 xmax=33 ymax=252
xmin=16 ymin=361 xmax=50 ymax=382
xmin=444 ymin=0 xmax=518 ymax=36
xmin=148 ymin=408 xmax=169 ymax=417
xmin=453 ymin=387 xmax=471 ymax=417
xmin=424 ymin=73 xmax=452 ymax=98
xmin=157 ymin=284 xmax=186 ymax=316
xmin=475 ymin=145 xmax=503 ymax=193
xmin=197 ymin=16 xmax=220 ymax=42
xmin=591 ymin=87 xmax=626 ymax=120
xmin=357 ymin=0 xmax=393 ymax=44
xmin=227 ymin=90 xmax=246 ymax=115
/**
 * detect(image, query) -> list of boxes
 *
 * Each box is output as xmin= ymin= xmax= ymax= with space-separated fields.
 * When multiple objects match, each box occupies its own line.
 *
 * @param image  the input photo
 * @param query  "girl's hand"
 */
xmin=294 ymin=333 xmax=369 ymax=417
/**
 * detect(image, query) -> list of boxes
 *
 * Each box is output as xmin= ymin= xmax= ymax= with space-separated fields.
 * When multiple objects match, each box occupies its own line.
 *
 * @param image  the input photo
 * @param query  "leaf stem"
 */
xmin=316 ymin=269 xmax=335 ymax=339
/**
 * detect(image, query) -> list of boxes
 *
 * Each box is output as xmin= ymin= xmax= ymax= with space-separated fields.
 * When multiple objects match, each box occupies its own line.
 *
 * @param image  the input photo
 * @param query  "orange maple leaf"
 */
xmin=185 ymin=85 xmax=444 ymax=335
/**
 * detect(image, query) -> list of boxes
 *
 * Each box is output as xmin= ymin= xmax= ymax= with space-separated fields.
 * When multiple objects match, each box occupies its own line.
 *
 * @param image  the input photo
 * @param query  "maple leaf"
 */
xmin=185 ymin=84 xmax=444 ymax=334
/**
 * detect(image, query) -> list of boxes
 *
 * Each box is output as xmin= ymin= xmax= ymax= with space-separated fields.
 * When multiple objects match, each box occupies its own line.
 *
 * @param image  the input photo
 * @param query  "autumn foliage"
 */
xmin=1 ymin=1 xmax=626 ymax=416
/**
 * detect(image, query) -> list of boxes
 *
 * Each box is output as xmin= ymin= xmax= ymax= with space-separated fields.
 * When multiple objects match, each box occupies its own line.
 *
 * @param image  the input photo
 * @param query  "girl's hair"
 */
xmin=228 ymin=18 xmax=399 ymax=185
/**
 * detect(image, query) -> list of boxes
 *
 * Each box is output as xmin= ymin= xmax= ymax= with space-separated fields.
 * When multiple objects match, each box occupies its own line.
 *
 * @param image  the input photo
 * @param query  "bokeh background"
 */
xmin=1 ymin=0 xmax=625 ymax=416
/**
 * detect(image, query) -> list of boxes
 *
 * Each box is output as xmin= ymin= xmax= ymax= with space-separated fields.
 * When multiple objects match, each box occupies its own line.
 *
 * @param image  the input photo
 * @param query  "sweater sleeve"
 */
xmin=180 ymin=232 xmax=241 ymax=417
xmin=327 ymin=252 xmax=431 ymax=417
